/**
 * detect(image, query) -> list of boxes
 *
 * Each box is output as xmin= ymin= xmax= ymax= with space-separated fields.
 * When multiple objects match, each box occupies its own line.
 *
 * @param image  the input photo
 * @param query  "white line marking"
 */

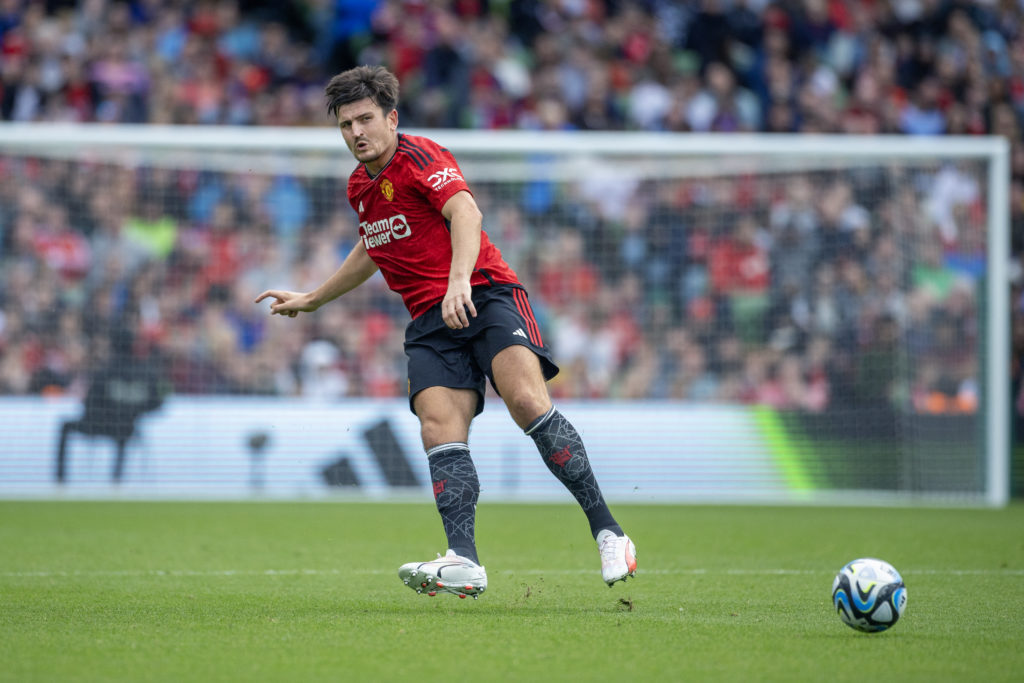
xmin=2 ymin=568 xmax=1022 ymax=578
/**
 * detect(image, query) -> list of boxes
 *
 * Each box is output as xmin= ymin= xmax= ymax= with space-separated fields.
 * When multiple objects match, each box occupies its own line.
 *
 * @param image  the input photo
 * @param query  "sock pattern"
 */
xmin=427 ymin=443 xmax=480 ymax=564
xmin=526 ymin=408 xmax=622 ymax=538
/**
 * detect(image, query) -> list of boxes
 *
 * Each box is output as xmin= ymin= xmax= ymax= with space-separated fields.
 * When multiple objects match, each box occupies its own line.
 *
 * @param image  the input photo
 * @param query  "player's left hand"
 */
xmin=442 ymin=280 xmax=477 ymax=329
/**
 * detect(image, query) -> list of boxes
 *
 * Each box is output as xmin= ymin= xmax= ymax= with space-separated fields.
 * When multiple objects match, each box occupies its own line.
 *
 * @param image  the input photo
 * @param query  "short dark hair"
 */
xmin=324 ymin=65 xmax=400 ymax=118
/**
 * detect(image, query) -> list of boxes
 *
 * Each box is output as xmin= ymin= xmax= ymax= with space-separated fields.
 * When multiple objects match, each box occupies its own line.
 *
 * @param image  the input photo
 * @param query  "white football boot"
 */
xmin=596 ymin=529 xmax=638 ymax=586
xmin=398 ymin=550 xmax=487 ymax=599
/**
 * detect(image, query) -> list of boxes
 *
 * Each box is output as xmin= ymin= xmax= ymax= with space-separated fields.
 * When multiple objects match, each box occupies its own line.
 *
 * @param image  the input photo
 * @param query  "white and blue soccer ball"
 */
xmin=832 ymin=558 xmax=907 ymax=633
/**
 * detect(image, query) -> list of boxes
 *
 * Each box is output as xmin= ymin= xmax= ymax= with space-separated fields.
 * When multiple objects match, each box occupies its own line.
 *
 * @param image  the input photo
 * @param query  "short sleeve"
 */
xmin=407 ymin=141 xmax=472 ymax=212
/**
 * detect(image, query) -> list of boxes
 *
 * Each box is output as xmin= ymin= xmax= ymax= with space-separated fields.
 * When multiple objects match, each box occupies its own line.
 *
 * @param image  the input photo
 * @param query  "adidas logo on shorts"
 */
xmin=513 ymin=328 xmax=528 ymax=339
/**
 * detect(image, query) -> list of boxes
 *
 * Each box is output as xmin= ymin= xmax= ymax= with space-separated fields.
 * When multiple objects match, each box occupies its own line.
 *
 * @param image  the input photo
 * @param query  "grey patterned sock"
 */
xmin=526 ymin=408 xmax=622 ymax=539
xmin=427 ymin=443 xmax=480 ymax=564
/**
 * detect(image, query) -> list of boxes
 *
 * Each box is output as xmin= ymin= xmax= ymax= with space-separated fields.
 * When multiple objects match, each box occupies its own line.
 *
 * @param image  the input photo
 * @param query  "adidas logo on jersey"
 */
xmin=358 ymin=201 xmax=364 ymax=213
xmin=513 ymin=328 xmax=528 ymax=339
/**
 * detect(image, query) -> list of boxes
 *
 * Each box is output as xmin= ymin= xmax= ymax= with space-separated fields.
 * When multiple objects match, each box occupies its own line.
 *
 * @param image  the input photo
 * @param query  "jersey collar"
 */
xmin=363 ymin=133 xmax=402 ymax=180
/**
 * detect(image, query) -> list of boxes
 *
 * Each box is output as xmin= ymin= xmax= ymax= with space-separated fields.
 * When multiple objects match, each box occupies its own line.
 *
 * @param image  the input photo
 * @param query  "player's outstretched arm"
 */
xmin=255 ymin=241 xmax=378 ymax=317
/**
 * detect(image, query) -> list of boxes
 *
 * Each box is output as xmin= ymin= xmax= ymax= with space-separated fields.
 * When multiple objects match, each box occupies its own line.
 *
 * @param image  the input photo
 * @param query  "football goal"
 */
xmin=0 ymin=124 xmax=1010 ymax=505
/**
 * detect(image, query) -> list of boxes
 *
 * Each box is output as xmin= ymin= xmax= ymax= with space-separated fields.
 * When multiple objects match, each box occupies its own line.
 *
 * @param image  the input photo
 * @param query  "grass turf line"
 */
xmin=2 ymin=501 xmax=1023 ymax=682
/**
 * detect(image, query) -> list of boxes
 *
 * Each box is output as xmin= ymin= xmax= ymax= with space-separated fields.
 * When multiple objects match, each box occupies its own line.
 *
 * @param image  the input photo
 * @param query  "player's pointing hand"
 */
xmin=254 ymin=290 xmax=315 ymax=318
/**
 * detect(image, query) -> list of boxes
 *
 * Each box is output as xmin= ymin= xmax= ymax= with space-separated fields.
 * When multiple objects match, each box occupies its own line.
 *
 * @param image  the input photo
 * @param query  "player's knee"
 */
xmin=414 ymin=388 xmax=475 ymax=447
xmin=418 ymin=415 xmax=445 ymax=445
xmin=503 ymin=390 xmax=551 ymax=430
xmin=418 ymin=413 xmax=466 ymax=449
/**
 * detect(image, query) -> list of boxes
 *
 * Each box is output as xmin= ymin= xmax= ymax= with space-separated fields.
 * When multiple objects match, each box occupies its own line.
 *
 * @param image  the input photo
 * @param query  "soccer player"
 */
xmin=255 ymin=65 xmax=636 ymax=599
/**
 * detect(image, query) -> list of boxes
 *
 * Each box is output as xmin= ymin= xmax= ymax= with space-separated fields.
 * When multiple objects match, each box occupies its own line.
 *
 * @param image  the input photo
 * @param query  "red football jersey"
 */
xmin=347 ymin=133 xmax=520 ymax=318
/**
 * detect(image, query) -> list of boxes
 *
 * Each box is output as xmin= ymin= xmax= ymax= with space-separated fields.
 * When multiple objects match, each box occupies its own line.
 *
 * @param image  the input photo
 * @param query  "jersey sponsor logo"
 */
xmin=360 ymin=214 xmax=412 ymax=249
xmin=427 ymin=167 xmax=462 ymax=191
xmin=380 ymin=178 xmax=394 ymax=201
xmin=390 ymin=213 xmax=411 ymax=239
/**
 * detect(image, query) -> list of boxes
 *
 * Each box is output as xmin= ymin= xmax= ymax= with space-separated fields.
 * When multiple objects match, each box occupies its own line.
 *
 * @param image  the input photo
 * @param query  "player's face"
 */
xmin=336 ymin=98 xmax=399 ymax=174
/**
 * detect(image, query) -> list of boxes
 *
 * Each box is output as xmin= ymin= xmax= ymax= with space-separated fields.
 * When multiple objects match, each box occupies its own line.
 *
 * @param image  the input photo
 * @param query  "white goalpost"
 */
xmin=0 ymin=124 xmax=1010 ymax=505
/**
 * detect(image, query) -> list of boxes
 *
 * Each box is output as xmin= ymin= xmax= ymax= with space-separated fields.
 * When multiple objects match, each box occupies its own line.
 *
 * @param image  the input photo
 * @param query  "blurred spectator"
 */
xmin=30 ymin=204 xmax=90 ymax=283
xmin=709 ymin=214 xmax=770 ymax=344
xmin=537 ymin=229 xmax=599 ymax=314
xmin=298 ymin=338 xmax=348 ymax=400
xmin=686 ymin=61 xmax=761 ymax=132
xmin=124 ymin=197 xmax=177 ymax=262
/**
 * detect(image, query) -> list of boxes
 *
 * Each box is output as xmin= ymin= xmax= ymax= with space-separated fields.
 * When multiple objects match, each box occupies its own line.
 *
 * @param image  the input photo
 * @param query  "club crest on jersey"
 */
xmin=380 ymin=178 xmax=394 ymax=201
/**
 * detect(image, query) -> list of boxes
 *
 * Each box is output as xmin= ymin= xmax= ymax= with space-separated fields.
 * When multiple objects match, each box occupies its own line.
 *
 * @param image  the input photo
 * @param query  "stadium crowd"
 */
xmin=0 ymin=0 xmax=1021 ymax=417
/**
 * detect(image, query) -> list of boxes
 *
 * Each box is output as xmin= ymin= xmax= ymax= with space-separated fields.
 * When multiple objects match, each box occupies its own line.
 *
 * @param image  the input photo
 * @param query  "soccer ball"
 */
xmin=831 ymin=558 xmax=907 ymax=633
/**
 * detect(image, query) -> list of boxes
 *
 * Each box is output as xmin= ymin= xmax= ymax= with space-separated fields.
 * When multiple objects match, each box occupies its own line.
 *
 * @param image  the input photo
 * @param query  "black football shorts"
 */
xmin=404 ymin=283 xmax=559 ymax=416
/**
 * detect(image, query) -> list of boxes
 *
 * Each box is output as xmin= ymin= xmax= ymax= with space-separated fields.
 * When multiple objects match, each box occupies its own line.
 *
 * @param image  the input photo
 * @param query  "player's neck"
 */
xmin=365 ymin=134 xmax=400 ymax=177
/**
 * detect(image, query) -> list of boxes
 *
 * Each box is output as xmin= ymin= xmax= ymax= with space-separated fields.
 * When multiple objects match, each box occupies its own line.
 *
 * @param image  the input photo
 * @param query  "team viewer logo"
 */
xmin=361 ymin=214 xmax=412 ymax=249
xmin=380 ymin=178 xmax=395 ymax=201
xmin=390 ymin=214 xmax=411 ymax=238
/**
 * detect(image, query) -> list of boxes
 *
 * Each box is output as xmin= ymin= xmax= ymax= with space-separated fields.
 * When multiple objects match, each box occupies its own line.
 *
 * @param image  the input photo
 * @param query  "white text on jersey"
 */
xmin=361 ymin=214 xmax=412 ymax=249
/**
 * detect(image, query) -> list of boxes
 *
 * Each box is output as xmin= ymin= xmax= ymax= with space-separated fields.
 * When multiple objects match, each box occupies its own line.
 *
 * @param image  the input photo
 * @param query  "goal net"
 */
xmin=0 ymin=125 xmax=1010 ymax=505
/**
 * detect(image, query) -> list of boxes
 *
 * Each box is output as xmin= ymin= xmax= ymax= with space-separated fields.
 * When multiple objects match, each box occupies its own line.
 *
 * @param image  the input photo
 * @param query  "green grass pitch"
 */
xmin=2 ymin=501 xmax=1023 ymax=682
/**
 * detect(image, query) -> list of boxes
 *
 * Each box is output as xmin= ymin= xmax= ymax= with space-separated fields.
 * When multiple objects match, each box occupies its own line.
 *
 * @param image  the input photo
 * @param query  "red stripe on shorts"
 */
xmin=513 ymin=288 xmax=543 ymax=346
